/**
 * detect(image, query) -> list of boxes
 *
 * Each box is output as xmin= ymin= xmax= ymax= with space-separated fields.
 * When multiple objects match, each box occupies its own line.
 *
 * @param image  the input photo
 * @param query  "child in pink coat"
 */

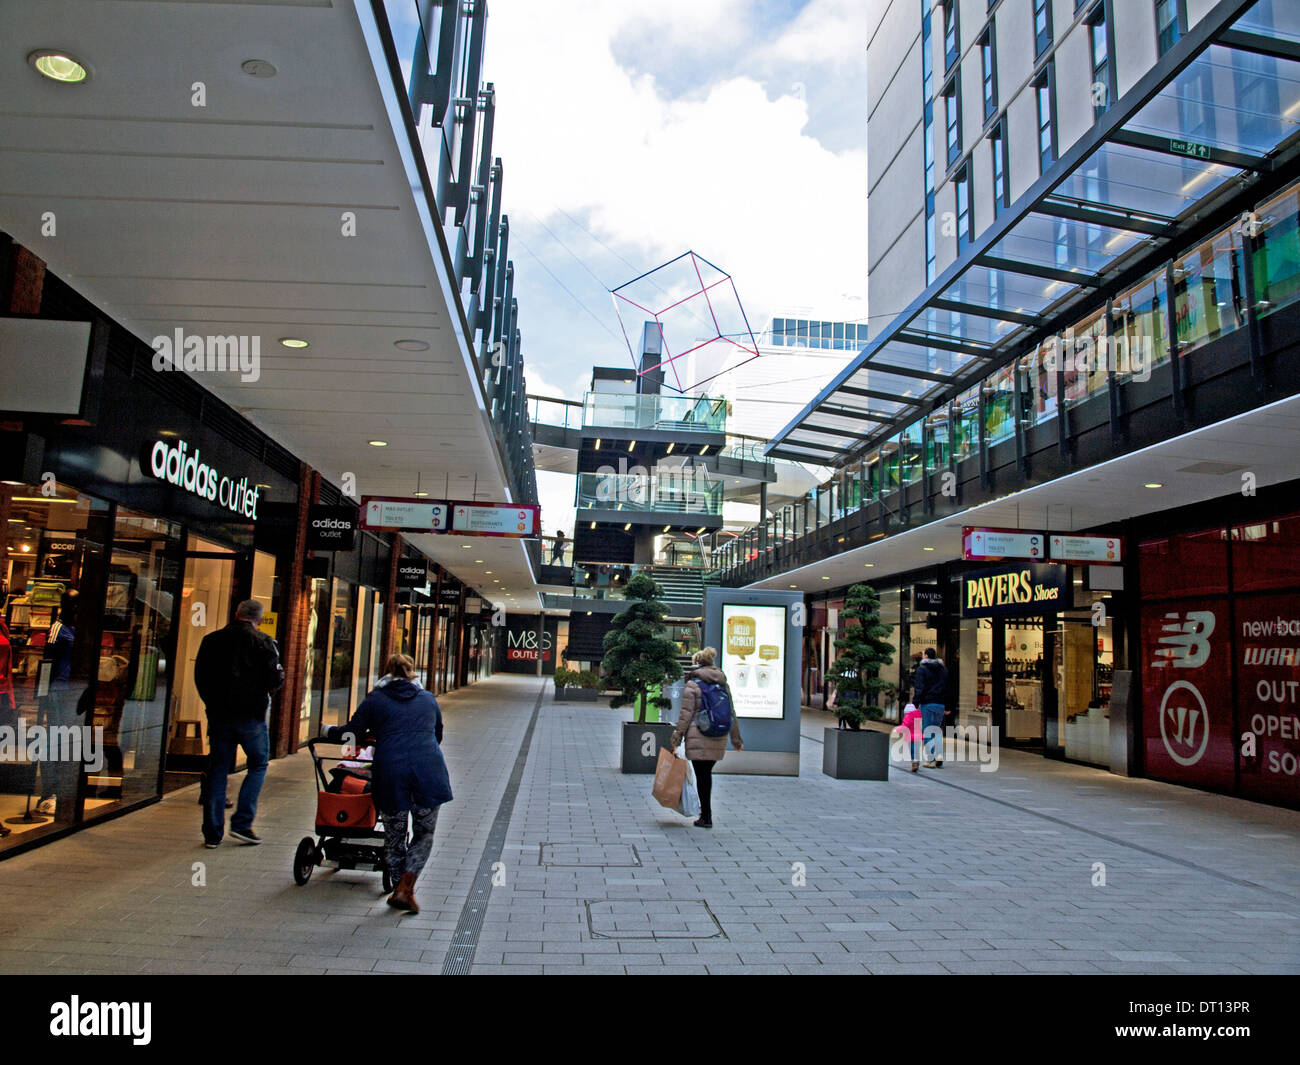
xmin=893 ymin=704 xmax=923 ymax=772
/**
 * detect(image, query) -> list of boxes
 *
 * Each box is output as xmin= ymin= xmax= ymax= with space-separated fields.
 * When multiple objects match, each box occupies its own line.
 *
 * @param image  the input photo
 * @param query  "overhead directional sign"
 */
xmin=1049 ymin=534 xmax=1122 ymax=564
xmin=963 ymin=527 xmax=1045 ymax=562
xmin=451 ymin=501 xmax=540 ymax=538
xmin=360 ymin=496 xmax=449 ymax=533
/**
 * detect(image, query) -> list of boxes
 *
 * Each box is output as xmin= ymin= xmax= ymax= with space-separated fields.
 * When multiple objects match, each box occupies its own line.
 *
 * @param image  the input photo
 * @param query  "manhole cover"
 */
xmin=585 ymin=899 xmax=724 ymax=940
xmin=540 ymin=843 xmax=641 ymax=867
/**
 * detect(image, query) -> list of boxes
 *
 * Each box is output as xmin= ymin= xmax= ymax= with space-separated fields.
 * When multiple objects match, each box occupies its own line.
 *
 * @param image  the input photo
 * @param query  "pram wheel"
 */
xmin=382 ymin=866 xmax=396 ymax=894
xmin=293 ymin=836 xmax=318 ymax=885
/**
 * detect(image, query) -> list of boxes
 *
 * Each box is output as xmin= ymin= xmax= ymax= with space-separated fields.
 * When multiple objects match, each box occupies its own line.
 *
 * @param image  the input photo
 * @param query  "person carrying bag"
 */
xmin=669 ymin=647 xmax=743 ymax=829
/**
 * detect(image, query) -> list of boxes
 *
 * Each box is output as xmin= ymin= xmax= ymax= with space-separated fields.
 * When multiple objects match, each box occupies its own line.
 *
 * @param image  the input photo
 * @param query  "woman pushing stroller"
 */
xmin=323 ymin=654 xmax=452 ymax=914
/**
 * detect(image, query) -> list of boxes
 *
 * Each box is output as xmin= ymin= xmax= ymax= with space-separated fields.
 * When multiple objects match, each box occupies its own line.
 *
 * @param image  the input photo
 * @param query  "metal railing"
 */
xmin=575 ymin=471 xmax=723 ymax=515
xmin=582 ymin=392 xmax=727 ymax=433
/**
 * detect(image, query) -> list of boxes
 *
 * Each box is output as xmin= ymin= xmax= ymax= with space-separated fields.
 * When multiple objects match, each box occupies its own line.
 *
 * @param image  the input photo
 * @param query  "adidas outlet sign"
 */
xmin=143 ymin=438 xmax=260 ymax=520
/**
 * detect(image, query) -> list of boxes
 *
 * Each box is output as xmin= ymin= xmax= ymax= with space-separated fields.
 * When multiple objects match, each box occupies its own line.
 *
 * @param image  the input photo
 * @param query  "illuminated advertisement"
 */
xmin=720 ymin=604 xmax=785 ymax=719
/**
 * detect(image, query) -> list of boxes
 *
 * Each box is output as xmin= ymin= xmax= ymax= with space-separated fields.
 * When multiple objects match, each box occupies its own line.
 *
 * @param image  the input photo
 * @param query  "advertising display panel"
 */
xmin=720 ymin=603 xmax=786 ymax=720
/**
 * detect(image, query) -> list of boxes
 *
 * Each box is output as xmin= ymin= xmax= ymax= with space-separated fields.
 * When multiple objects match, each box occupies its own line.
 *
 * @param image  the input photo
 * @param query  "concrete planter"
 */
xmin=621 ymin=721 xmax=676 ymax=774
xmin=822 ymin=727 xmax=890 ymax=780
xmin=555 ymin=686 xmax=600 ymax=702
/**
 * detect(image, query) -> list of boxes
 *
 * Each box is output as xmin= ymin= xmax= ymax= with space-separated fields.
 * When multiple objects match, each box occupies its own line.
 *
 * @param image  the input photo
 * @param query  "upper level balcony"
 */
xmin=582 ymin=392 xmax=727 ymax=436
xmin=575 ymin=470 xmax=724 ymax=519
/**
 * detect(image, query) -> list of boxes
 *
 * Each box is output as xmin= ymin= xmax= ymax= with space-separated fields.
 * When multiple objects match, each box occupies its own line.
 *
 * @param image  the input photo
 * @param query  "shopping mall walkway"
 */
xmin=0 ymin=675 xmax=1297 ymax=975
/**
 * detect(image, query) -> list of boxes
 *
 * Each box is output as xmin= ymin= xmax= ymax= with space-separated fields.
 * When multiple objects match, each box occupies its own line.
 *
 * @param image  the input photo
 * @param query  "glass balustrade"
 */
xmin=575 ymin=471 xmax=723 ymax=514
xmin=582 ymin=392 xmax=727 ymax=433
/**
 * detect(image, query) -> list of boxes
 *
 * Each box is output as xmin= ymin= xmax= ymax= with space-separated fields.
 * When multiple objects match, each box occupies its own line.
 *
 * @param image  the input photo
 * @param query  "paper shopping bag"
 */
xmin=652 ymin=747 xmax=688 ymax=809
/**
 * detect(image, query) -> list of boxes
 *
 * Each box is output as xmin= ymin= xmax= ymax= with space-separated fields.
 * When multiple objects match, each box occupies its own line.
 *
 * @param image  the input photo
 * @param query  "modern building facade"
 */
xmin=712 ymin=0 xmax=1300 ymax=809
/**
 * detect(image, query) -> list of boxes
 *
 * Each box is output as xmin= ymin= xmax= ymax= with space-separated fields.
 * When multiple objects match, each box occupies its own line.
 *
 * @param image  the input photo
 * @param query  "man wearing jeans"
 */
xmin=195 ymin=599 xmax=284 ymax=846
xmin=912 ymin=647 xmax=949 ymax=769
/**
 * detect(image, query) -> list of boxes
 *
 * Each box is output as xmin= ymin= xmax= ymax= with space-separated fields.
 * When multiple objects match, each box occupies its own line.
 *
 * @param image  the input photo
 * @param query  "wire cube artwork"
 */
xmin=610 ymin=251 xmax=760 ymax=394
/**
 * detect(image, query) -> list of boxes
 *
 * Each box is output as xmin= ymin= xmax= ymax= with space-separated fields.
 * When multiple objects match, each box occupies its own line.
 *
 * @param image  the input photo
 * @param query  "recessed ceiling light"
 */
xmin=29 ymin=50 xmax=89 ymax=84
xmin=461 ymin=544 xmax=471 ymax=549
xmin=367 ymin=440 xmax=388 ymax=447
xmin=485 ymin=571 xmax=492 ymax=575
xmin=864 ymin=563 xmax=875 ymax=568
xmin=474 ymin=559 xmax=483 ymax=563
xmin=1144 ymin=482 xmax=1163 ymax=488
xmin=279 ymin=337 xmax=309 ymax=349
xmin=394 ymin=339 xmax=430 ymax=352
xmin=923 ymin=546 xmax=935 ymax=551
xmin=821 ymin=576 xmax=831 ymax=580
xmin=241 ymin=58 xmax=278 ymax=78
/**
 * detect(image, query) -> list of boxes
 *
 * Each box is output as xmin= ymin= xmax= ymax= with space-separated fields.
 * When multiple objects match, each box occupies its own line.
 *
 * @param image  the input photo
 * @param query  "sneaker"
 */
xmin=693 ymin=818 xmax=712 ymax=829
xmin=935 ymin=761 xmax=944 ymax=768
xmin=921 ymin=761 xmax=938 ymax=769
xmin=911 ymin=761 xmax=920 ymax=773
xmin=229 ymin=828 xmax=262 ymax=845
xmin=36 ymin=797 xmax=56 ymax=815
xmin=203 ymin=840 xmax=220 ymax=849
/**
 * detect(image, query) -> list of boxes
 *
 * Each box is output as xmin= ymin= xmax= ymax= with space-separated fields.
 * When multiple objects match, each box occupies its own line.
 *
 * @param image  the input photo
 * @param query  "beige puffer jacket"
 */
xmin=671 ymin=666 xmax=743 ymax=761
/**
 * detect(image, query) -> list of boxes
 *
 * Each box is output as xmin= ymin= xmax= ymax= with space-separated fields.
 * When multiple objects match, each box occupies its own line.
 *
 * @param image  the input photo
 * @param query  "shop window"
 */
xmin=1022 ymin=338 xmax=1058 ymax=425
xmin=983 ymin=364 xmax=1016 ymax=445
xmin=90 ymin=509 xmax=181 ymax=815
xmin=1231 ymin=514 xmax=1300 ymax=592
xmin=1064 ymin=310 xmax=1108 ymax=408
xmin=1 ymin=482 xmax=112 ymax=844
xmin=1252 ymin=184 xmax=1300 ymax=318
xmin=1139 ymin=528 xmax=1230 ymax=599
xmin=1113 ymin=275 xmax=1169 ymax=378
xmin=953 ymin=388 xmax=980 ymax=461
xmin=1172 ymin=228 xmax=1246 ymax=354
xmin=899 ymin=421 xmax=923 ymax=485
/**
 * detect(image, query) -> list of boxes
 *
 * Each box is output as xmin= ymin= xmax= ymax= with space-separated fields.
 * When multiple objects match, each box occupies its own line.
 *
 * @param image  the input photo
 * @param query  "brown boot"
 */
xmin=387 ymin=873 xmax=419 ymax=914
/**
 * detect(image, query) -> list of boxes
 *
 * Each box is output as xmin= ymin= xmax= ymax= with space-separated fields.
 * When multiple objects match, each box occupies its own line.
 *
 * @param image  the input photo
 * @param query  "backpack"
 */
xmin=693 ymin=678 xmax=733 ymax=738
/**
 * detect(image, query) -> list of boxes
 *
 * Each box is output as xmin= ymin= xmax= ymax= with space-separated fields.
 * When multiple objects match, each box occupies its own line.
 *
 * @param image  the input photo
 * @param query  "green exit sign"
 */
xmin=1169 ymin=138 xmax=1212 ymax=159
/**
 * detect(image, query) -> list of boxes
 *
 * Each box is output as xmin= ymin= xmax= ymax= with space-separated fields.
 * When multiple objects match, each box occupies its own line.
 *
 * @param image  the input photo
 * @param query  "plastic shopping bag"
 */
xmin=676 ymin=759 xmax=700 ymax=818
xmin=652 ymin=747 xmax=688 ymax=809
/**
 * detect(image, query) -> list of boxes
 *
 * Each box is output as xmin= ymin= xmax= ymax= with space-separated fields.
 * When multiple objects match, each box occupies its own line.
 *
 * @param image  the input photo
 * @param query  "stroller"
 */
xmin=293 ymin=737 xmax=403 ymax=892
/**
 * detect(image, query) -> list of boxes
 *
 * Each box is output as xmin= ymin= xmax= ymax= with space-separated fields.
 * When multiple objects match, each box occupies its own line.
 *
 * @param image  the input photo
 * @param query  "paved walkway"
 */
xmin=0 ymin=674 xmax=1297 ymax=974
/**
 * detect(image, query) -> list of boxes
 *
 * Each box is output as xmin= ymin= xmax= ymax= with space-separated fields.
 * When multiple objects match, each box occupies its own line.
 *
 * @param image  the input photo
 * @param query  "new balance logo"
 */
xmin=1151 ymin=611 xmax=1215 ymax=668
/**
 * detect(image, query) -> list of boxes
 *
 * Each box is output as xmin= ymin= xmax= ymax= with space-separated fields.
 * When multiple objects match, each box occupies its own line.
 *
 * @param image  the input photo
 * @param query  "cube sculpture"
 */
xmin=610 ymin=250 xmax=760 ymax=394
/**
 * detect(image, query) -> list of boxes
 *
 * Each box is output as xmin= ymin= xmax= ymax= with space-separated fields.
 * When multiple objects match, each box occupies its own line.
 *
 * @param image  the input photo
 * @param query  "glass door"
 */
xmin=168 ymin=537 xmax=237 ymax=771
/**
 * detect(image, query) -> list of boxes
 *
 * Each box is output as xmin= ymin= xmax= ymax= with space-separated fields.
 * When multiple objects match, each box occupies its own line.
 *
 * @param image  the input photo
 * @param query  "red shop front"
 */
xmin=1139 ymin=512 xmax=1300 ymax=808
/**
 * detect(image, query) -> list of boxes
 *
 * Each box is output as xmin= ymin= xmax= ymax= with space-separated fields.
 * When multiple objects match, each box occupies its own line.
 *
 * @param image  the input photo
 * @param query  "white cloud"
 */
xmin=485 ymin=0 xmax=869 ymax=355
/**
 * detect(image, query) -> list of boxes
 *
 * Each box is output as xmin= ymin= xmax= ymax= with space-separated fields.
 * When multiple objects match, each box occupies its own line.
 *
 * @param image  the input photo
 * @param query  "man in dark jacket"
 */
xmin=195 ymin=599 xmax=283 ymax=846
xmin=912 ymin=647 xmax=949 ymax=768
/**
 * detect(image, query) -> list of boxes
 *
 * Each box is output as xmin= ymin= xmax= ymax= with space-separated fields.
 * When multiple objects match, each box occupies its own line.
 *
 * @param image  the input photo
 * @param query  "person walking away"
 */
xmin=325 ymin=653 xmax=452 ymax=913
xmin=913 ymin=647 xmax=949 ymax=768
xmin=670 ymin=647 xmax=743 ymax=829
xmin=893 ymin=703 xmax=923 ymax=772
xmin=550 ymin=530 xmax=567 ymax=565
xmin=194 ymin=599 xmax=284 ymax=846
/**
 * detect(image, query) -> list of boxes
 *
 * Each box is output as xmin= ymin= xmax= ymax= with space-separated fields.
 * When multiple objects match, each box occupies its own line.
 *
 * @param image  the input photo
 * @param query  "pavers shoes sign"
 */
xmin=962 ymin=563 xmax=1070 ymax=618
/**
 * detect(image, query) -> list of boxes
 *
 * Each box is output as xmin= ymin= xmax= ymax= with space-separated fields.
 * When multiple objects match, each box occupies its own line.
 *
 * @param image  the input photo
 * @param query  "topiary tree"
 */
xmin=825 ymin=582 xmax=895 ymax=730
xmin=601 ymin=573 xmax=683 ymax=723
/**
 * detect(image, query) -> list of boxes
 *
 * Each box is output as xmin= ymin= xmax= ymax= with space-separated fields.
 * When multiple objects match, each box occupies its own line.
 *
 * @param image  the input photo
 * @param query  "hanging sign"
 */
xmin=360 ymin=496 xmax=449 ymax=532
xmin=395 ymin=561 xmax=430 ymax=588
xmin=450 ymin=501 xmax=540 ymax=538
xmin=963 ymin=526 xmax=1045 ymax=562
xmin=306 ymin=505 xmax=359 ymax=551
xmin=1049 ymin=534 xmax=1122 ymax=564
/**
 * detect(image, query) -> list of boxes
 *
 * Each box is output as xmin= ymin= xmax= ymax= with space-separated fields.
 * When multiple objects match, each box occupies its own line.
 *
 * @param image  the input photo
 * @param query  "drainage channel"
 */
xmin=440 ymin=682 xmax=546 ymax=975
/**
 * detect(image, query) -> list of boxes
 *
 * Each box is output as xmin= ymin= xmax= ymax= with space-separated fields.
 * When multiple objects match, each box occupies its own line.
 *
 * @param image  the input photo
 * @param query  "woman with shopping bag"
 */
xmin=669 ymin=647 xmax=743 ymax=829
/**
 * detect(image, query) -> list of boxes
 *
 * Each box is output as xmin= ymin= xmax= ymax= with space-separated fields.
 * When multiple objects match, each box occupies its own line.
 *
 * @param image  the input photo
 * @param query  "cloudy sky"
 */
xmin=481 ymin=0 xmax=870 ymax=533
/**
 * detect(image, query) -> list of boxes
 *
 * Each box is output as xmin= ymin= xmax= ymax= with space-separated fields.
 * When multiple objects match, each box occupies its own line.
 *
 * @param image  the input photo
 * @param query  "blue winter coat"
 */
xmin=325 ymin=679 xmax=452 ymax=813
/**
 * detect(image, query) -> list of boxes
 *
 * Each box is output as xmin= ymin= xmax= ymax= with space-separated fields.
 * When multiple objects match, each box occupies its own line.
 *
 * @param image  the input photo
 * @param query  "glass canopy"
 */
xmin=768 ymin=0 xmax=1300 ymax=464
